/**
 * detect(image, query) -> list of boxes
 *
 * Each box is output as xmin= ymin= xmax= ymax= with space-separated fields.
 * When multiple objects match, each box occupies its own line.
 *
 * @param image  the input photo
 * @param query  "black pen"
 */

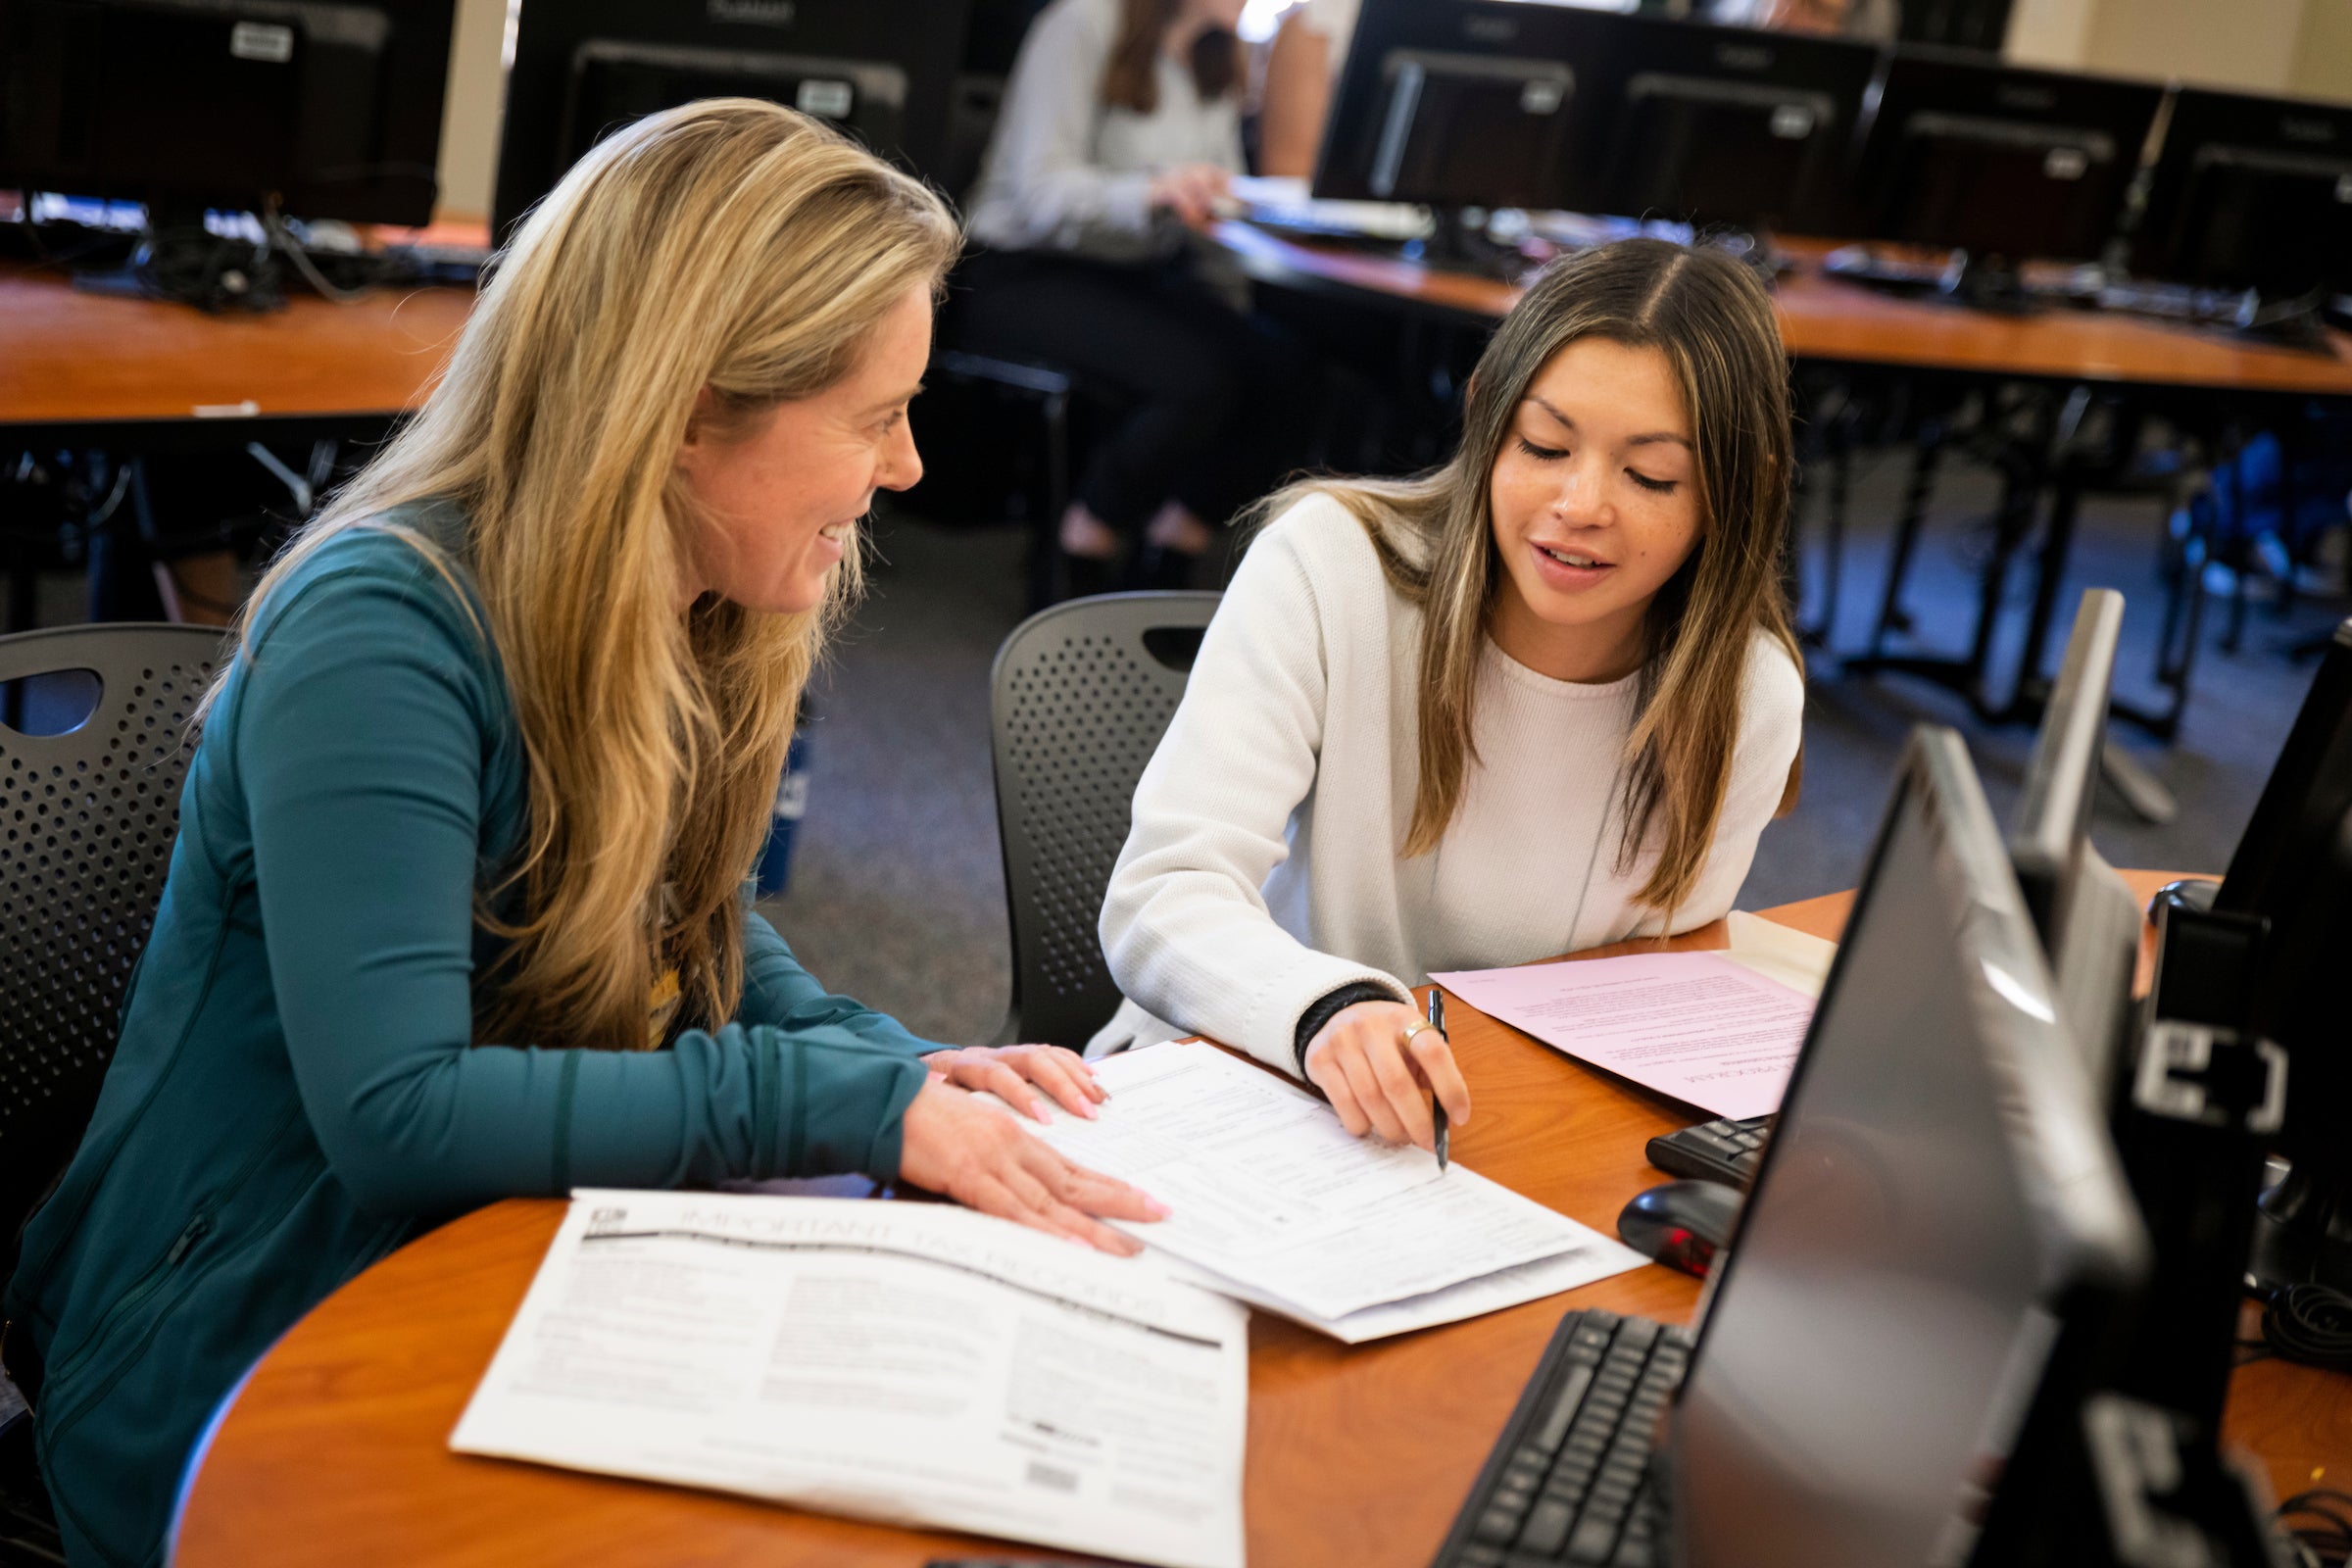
xmin=1428 ymin=987 xmax=1449 ymax=1173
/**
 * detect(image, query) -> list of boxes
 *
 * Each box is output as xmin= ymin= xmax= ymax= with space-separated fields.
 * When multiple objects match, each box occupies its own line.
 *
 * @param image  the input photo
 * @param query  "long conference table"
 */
xmin=173 ymin=870 xmax=2352 ymax=1567
xmin=10 ymin=222 xmax=2350 ymax=446
xmin=1209 ymin=221 xmax=2352 ymax=396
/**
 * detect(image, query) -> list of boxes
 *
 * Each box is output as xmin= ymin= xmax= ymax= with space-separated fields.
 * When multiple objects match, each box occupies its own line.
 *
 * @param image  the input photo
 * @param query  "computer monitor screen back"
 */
xmin=2007 ymin=588 xmax=2139 ymax=1099
xmin=2217 ymin=620 xmax=2352 ymax=921
xmin=556 ymin=41 xmax=911 ymax=185
xmin=0 ymin=0 xmax=454 ymax=225
xmin=1857 ymin=51 xmax=2162 ymax=263
xmin=2132 ymin=87 xmax=2352 ymax=299
xmin=2216 ymin=621 xmax=2352 ymax=1207
xmin=1672 ymin=727 xmax=2144 ymax=1568
xmin=2248 ymin=810 xmax=2352 ymax=1228
xmin=1592 ymin=19 xmax=1877 ymax=234
xmin=492 ymin=0 xmax=968 ymax=241
xmin=1312 ymin=0 xmax=1623 ymax=211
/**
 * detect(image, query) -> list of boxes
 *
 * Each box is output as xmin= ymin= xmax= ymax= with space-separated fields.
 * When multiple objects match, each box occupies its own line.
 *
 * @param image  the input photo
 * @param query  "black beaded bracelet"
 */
xmin=1292 ymin=981 xmax=1410 ymax=1078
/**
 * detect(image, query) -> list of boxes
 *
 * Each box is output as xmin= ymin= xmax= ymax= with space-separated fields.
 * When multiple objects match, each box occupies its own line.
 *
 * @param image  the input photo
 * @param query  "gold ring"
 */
xmin=1397 ymin=1019 xmax=1437 ymax=1050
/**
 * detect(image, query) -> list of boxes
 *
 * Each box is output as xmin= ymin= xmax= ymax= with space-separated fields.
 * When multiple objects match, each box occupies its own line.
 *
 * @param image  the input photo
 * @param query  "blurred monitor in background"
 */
xmin=1705 ymin=0 xmax=1897 ymax=42
xmin=2131 ymin=85 xmax=2352 ymax=308
xmin=492 ymin=0 xmax=968 ymax=241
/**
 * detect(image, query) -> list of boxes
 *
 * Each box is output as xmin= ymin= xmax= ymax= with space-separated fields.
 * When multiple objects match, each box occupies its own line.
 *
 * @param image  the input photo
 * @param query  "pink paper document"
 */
xmin=1430 ymin=951 xmax=1814 ymax=1119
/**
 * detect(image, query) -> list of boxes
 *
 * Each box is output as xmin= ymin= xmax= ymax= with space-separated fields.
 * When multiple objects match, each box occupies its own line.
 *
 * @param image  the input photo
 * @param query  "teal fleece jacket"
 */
xmin=4 ymin=506 xmax=937 ymax=1566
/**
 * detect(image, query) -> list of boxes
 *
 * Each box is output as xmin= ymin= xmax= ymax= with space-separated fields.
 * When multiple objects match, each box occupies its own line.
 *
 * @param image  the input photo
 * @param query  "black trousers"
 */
xmin=954 ymin=250 xmax=1312 ymax=533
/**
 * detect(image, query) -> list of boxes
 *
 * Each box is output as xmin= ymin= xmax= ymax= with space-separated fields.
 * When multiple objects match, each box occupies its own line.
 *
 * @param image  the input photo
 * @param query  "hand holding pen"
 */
xmin=1299 ymin=995 xmax=1471 ymax=1156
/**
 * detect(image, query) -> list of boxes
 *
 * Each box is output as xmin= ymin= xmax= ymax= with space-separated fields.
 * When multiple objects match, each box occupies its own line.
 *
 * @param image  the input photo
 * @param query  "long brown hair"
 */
xmin=1102 ymin=0 xmax=1241 ymax=112
xmin=214 ymin=101 xmax=960 ymax=1051
xmin=1250 ymin=238 xmax=1802 ymax=921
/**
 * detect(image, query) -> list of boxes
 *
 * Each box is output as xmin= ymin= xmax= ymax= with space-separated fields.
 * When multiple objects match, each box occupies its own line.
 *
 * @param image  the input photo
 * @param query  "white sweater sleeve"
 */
xmin=1100 ymin=511 xmax=1413 ymax=1075
xmin=968 ymin=0 xmax=1160 ymax=258
xmin=1659 ymin=634 xmax=1808 ymax=933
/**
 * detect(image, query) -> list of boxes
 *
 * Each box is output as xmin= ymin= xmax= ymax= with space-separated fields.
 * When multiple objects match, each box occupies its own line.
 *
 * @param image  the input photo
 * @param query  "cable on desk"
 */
xmin=2261 ymin=1282 xmax=2352 ymax=1372
xmin=130 ymin=223 xmax=287 ymax=313
xmin=261 ymin=204 xmax=373 ymax=305
xmin=2278 ymin=1488 xmax=2352 ymax=1567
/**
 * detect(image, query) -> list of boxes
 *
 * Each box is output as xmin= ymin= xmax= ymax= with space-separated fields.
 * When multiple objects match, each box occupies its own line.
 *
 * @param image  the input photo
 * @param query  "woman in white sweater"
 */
xmin=1095 ymin=238 xmax=1807 ymax=1149
xmin=960 ymin=0 xmax=1306 ymax=588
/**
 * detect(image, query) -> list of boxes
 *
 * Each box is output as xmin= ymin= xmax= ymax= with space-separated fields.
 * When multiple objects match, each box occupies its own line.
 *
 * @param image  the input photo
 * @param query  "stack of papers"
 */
xmin=1020 ymin=1042 xmax=1644 ymax=1342
xmin=453 ymin=1191 xmax=1250 ymax=1568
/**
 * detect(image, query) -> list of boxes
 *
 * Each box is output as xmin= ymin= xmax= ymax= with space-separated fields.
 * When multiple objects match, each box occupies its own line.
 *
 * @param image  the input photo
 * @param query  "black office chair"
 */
xmin=0 ymin=622 xmax=220 ymax=1562
xmin=0 ymin=623 xmax=221 ymax=1252
xmin=988 ymin=592 xmax=1218 ymax=1050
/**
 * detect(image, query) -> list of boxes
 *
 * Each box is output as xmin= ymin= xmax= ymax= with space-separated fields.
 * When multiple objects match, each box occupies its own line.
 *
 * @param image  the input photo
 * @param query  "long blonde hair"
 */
xmin=1250 ymin=238 xmax=1801 ymax=920
xmin=217 ymin=100 xmax=959 ymax=1050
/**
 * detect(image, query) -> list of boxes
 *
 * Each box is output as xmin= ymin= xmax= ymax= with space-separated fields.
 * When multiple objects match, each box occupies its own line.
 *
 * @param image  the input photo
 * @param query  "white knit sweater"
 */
xmin=1091 ymin=494 xmax=1807 ymax=1074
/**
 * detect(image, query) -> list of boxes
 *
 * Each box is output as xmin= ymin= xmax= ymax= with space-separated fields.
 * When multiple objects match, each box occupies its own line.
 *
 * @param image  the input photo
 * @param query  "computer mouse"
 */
xmin=1617 ymin=1179 xmax=1742 ymax=1280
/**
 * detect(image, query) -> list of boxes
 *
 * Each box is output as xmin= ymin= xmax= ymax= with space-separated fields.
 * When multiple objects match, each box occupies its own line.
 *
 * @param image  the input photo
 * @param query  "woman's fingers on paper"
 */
xmin=1026 ymin=1049 xmax=1101 ymax=1119
xmin=1004 ymin=1158 xmax=1140 ymax=1255
xmin=1043 ymin=1168 xmax=1149 ymax=1255
xmin=1307 ymin=1050 xmax=1372 ymax=1137
xmin=1405 ymin=1028 xmax=1473 ymax=1127
xmin=1059 ymin=1204 xmax=1145 ymax=1256
xmin=1055 ymin=1158 xmax=1168 ymax=1223
xmin=1365 ymin=1034 xmax=1436 ymax=1152
xmin=1338 ymin=1041 xmax=1411 ymax=1146
xmin=978 ymin=1060 xmax=1048 ymax=1123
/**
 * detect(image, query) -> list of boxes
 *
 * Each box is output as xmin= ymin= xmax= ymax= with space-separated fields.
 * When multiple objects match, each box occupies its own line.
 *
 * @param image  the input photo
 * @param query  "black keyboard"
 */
xmin=1431 ymin=1308 xmax=1691 ymax=1568
xmin=1644 ymin=1114 xmax=1772 ymax=1188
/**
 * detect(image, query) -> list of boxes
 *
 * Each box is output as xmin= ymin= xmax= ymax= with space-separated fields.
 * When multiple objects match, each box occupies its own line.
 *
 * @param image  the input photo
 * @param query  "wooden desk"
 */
xmin=0 ymin=262 xmax=473 ymax=446
xmin=174 ymin=872 xmax=2348 ymax=1567
xmin=1213 ymin=221 xmax=2352 ymax=398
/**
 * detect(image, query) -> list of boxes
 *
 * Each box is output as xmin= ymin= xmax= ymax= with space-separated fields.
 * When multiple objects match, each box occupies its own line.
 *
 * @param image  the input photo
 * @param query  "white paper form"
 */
xmin=1159 ymin=1243 xmax=1647 ymax=1345
xmin=1025 ymin=1042 xmax=1634 ymax=1325
xmin=451 ymin=1191 xmax=1250 ymax=1568
xmin=1432 ymin=950 xmax=1815 ymax=1120
xmin=1722 ymin=909 xmax=1839 ymax=999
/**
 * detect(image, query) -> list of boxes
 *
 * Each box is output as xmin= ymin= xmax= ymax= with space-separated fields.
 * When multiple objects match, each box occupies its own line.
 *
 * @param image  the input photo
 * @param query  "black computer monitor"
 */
xmin=0 ymin=0 xmax=455 ymax=225
xmin=2008 ymin=588 xmax=2142 ymax=1102
xmin=1311 ymin=0 xmax=1624 ymax=213
xmin=2132 ymin=86 xmax=2352 ymax=304
xmin=1851 ymin=49 xmax=2163 ymax=268
xmin=2216 ymin=621 xmax=2352 ymax=920
xmin=2214 ymin=620 xmax=2352 ymax=1290
xmin=1588 ymin=16 xmax=1879 ymax=236
xmin=491 ymin=0 xmax=971 ymax=242
xmin=1672 ymin=725 xmax=2147 ymax=1567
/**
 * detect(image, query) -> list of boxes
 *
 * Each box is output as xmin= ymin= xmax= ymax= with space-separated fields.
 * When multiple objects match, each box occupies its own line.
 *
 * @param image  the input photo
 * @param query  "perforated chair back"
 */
xmin=989 ymin=592 xmax=1219 ymax=1049
xmin=0 ymin=623 xmax=223 ymax=1266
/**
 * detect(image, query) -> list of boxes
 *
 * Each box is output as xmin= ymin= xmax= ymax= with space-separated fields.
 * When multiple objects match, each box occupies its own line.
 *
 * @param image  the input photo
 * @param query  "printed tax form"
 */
xmin=1022 ymin=1042 xmax=1642 ymax=1340
xmin=452 ymin=1190 xmax=1249 ymax=1568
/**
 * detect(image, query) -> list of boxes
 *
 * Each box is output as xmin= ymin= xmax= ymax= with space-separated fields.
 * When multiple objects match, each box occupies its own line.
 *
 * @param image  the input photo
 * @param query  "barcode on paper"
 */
xmin=1025 ymin=1460 xmax=1078 ymax=1493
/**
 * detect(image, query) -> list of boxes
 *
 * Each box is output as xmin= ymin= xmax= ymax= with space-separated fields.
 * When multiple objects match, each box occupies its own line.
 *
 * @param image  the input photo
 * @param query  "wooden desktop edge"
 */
xmin=1209 ymin=221 xmax=2352 ymax=398
xmin=12 ymin=218 xmax=2350 ymax=437
xmin=172 ymin=869 xmax=2345 ymax=1568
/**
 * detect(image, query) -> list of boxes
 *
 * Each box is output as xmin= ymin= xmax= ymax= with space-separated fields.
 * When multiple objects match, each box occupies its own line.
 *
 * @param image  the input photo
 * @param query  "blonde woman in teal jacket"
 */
xmin=3 ymin=101 xmax=1163 ymax=1567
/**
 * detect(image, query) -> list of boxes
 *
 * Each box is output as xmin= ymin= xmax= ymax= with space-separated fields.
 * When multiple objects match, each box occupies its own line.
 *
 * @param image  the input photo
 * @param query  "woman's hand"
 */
xmin=923 ymin=1044 xmax=1106 ymax=1123
xmin=897 ymin=1077 xmax=1166 ymax=1255
xmin=1148 ymin=163 xmax=1232 ymax=226
xmin=1301 ymin=1000 xmax=1472 ymax=1152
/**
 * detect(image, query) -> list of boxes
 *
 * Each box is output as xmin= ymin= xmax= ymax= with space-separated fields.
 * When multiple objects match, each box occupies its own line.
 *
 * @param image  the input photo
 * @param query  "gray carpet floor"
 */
xmin=760 ymin=453 xmax=2345 ymax=1048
